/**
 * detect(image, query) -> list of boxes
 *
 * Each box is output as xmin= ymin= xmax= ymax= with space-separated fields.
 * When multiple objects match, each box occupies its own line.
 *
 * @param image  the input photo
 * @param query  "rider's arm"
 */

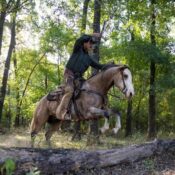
xmin=89 ymin=56 xmax=105 ymax=70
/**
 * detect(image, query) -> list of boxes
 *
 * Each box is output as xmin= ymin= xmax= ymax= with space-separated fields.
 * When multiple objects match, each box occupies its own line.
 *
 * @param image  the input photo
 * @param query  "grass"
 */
xmin=0 ymin=127 xmax=174 ymax=150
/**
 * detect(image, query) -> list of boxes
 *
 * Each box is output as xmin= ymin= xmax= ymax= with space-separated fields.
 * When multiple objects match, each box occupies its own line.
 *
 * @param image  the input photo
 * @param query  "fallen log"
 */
xmin=0 ymin=139 xmax=175 ymax=174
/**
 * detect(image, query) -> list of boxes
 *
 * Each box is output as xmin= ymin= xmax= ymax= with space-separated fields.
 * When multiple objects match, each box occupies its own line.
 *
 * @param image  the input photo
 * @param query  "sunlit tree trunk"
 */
xmin=87 ymin=0 xmax=101 ymax=145
xmin=72 ymin=0 xmax=90 ymax=141
xmin=148 ymin=0 xmax=156 ymax=139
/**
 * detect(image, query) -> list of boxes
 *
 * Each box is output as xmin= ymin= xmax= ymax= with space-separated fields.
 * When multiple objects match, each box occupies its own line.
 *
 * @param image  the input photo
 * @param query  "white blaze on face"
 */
xmin=123 ymin=68 xmax=134 ymax=98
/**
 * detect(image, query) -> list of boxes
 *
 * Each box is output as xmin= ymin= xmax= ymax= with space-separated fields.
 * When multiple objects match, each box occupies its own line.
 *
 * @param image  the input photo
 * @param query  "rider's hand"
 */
xmin=92 ymin=33 xmax=101 ymax=38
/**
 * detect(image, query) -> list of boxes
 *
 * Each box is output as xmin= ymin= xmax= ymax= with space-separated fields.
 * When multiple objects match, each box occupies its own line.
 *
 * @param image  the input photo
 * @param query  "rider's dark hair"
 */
xmin=72 ymin=34 xmax=94 ymax=54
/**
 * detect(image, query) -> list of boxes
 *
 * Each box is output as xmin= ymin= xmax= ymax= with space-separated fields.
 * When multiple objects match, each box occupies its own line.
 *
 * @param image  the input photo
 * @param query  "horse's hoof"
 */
xmin=99 ymin=128 xmax=105 ymax=134
xmin=112 ymin=128 xmax=119 ymax=134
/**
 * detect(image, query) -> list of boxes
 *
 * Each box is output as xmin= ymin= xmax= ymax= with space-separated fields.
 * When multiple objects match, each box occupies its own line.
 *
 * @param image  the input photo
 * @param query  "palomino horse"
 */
xmin=30 ymin=64 xmax=134 ymax=146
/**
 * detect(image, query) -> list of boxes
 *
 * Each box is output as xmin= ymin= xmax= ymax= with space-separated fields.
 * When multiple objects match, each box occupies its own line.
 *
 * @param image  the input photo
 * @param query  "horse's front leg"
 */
xmin=100 ymin=118 xmax=109 ymax=133
xmin=88 ymin=107 xmax=111 ymax=133
xmin=112 ymin=111 xmax=121 ymax=134
xmin=89 ymin=107 xmax=121 ymax=134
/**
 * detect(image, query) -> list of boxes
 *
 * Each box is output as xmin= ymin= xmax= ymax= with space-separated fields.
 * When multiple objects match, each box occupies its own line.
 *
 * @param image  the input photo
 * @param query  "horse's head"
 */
xmin=113 ymin=66 xmax=134 ymax=99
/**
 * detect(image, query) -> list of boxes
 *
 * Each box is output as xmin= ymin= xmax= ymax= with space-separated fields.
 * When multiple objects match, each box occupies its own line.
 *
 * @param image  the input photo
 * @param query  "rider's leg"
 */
xmin=56 ymin=84 xmax=74 ymax=120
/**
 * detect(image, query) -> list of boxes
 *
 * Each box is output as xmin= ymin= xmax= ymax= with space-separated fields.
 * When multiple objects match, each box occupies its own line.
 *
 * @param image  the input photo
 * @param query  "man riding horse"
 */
xmin=56 ymin=33 xmax=106 ymax=120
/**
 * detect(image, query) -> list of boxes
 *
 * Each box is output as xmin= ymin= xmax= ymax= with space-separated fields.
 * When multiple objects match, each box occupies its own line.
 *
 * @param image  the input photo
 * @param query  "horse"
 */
xmin=30 ymin=64 xmax=134 ymax=146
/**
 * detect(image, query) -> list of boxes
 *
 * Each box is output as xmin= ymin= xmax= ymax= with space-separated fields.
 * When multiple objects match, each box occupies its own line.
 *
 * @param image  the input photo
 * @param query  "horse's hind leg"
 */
xmin=31 ymin=130 xmax=38 ymax=148
xmin=30 ymin=118 xmax=38 ymax=148
xmin=45 ymin=121 xmax=61 ymax=147
xmin=30 ymin=114 xmax=49 ymax=147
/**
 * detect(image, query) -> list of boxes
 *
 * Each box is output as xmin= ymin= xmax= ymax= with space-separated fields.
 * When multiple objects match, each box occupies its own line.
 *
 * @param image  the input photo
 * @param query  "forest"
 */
xmin=0 ymin=0 xmax=175 ymax=174
xmin=0 ymin=0 xmax=174 ymax=137
xmin=0 ymin=0 xmax=175 ymax=138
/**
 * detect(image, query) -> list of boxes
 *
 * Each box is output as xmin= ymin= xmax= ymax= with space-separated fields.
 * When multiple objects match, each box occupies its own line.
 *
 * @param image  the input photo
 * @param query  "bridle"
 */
xmin=120 ymin=67 xmax=128 ymax=94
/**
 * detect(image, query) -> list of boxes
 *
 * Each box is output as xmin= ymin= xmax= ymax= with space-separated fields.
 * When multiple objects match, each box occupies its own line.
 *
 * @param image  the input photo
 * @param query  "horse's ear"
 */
xmin=119 ymin=65 xmax=129 ymax=71
xmin=107 ymin=60 xmax=115 ymax=65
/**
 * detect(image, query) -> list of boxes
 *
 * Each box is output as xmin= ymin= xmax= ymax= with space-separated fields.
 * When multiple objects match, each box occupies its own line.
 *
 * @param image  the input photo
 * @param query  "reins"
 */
xmin=107 ymin=86 xmax=125 ymax=100
xmin=121 ymin=68 xmax=128 ymax=94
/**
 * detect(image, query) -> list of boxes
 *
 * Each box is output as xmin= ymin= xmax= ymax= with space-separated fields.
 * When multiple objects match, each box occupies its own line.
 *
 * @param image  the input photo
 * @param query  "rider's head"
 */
xmin=83 ymin=39 xmax=94 ymax=52
xmin=72 ymin=34 xmax=100 ymax=54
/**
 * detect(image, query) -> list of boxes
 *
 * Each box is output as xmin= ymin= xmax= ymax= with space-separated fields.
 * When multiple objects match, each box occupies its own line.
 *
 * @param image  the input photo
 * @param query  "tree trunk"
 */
xmin=0 ymin=0 xmax=6 ymax=55
xmin=72 ymin=0 xmax=90 ymax=141
xmin=13 ymin=49 xmax=21 ymax=127
xmin=87 ymin=0 xmax=101 ymax=145
xmin=135 ymin=98 xmax=141 ymax=130
xmin=125 ymin=100 xmax=132 ymax=137
xmin=148 ymin=0 xmax=156 ymax=139
xmin=5 ymin=84 xmax=11 ymax=128
xmin=81 ymin=0 xmax=90 ymax=34
xmin=44 ymin=58 xmax=48 ymax=91
xmin=0 ymin=139 xmax=174 ymax=174
xmin=148 ymin=61 xmax=156 ymax=138
xmin=0 ymin=15 xmax=16 ymax=123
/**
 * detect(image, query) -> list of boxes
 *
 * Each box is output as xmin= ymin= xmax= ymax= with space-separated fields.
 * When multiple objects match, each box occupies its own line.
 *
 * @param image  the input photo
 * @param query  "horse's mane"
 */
xmin=101 ymin=64 xmax=122 ymax=71
xmin=87 ymin=63 xmax=129 ymax=80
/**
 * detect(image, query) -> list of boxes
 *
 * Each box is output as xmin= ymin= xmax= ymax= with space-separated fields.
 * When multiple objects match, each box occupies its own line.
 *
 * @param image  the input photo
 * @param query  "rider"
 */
xmin=56 ymin=33 xmax=105 ymax=120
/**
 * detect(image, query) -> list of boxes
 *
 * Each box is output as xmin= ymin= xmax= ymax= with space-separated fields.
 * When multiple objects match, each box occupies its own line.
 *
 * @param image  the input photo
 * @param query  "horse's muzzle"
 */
xmin=125 ymin=90 xmax=134 ymax=99
xmin=130 ymin=92 xmax=133 ymax=97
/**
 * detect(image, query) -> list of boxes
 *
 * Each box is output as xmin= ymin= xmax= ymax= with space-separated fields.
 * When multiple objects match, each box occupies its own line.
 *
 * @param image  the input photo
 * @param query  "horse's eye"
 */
xmin=124 ymin=74 xmax=128 ymax=79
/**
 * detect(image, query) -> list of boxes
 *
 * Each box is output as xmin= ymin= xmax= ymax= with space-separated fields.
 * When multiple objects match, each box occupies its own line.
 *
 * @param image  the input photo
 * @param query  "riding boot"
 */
xmin=56 ymin=85 xmax=74 ymax=120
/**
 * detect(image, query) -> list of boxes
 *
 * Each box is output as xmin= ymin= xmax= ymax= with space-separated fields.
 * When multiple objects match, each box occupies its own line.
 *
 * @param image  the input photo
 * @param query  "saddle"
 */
xmin=46 ymin=77 xmax=85 ymax=102
xmin=46 ymin=86 xmax=65 ymax=101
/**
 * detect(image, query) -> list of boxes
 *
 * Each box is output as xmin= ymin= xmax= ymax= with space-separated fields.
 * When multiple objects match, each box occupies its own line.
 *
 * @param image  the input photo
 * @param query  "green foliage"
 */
xmin=40 ymin=21 xmax=75 ymax=54
xmin=0 ymin=159 xmax=16 ymax=175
